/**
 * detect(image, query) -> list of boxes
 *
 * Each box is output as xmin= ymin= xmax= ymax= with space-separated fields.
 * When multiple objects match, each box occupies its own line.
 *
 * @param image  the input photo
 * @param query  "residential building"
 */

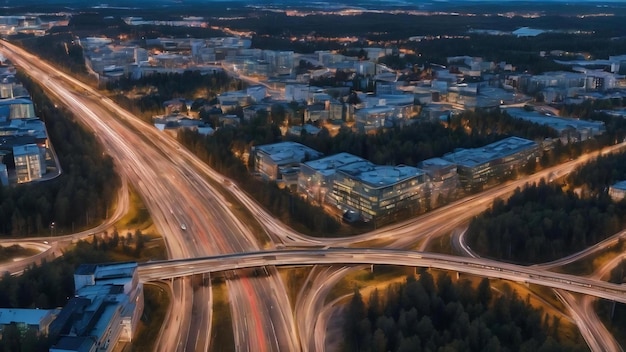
xmin=298 ymin=152 xmax=367 ymax=203
xmin=609 ymin=181 xmax=626 ymax=202
xmin=252 ymin=141 xmax=323 ymax=184
xmin=13 ymin=143 xmax=45 ymax=183
xmin=328 ymin=161 xmax=428 ymax=222
xmin=49 ymin=262 xmax=144 ymax=352
xmin=442 ymin=137 xmax=540 ymax=189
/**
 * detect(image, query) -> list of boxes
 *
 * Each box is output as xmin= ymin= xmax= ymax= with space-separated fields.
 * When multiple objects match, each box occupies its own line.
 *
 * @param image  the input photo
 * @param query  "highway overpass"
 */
xmin=138 ymin=248 xmax=626 ymax=304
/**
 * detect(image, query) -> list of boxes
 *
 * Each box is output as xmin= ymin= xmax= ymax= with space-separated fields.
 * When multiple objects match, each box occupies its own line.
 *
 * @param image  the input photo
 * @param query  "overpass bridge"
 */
xmin=138 ymin=248 xmax=626 ymax=304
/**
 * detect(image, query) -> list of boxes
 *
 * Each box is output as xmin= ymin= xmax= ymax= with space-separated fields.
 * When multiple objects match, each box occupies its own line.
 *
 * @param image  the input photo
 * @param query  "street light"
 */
xmin=49 ymin=222 xmax=55 ymax=239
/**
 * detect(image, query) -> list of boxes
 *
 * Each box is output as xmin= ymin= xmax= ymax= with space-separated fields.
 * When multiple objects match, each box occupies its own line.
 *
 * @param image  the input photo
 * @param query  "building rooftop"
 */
xmin=255 ymin=141 xmax=322 ymax=165
xmin=50 ymin=336 xmax=96 ymax=352
xmin=12 ymin=143 xmax=39 ymax=156
xmin=443 ymin=137 xmax=538 ymax=168
xmin=339 ymin=161 xmax=424 ymax=188
xmin=303 ymin=152 xmax=366 ymax=177
xmin=505 ymin=107 xmax=605 ymax=134
xmin=611 ymin=180 xmax=626 ymax=191
xmin=74 ymin=262 xmax=137 ymax=279
xmin=0 ymin=308 xmax=52 ymax=326
xmin=418 ymin=157 xmax=455 ymax=168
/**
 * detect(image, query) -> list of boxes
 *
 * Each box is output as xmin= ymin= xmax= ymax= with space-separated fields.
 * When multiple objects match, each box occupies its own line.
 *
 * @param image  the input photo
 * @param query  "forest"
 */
xmin=0 ymin=229 xmax=154 ymax=352
xmin=0 ymin=73 xmax=120 ymax=237
xmin=466 ymin=182 xmax=626 ymax=264
xmin=568 ymin=152 xmax=626 ymax=197
xmin=105 ymin=70 xmax=241 ymax=121
xmin=342 ymin=271 xmax=585 ymax=352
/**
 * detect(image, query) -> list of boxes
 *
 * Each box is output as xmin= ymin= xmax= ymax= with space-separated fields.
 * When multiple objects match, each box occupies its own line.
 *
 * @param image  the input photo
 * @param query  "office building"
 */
xmin=328 ymin=161 xmax=428 ymax=222
xmin=298 ymin=152 xmax=367 ymax=204
xmin=252 ymin=142 xmax=323 ymax=184
xmin=609 ymin=181 xmax=626 ymax=202
xmin=505 ymin=108 xmax=605 ymax=144
xmin=0 ymin=308 xmax=58 ymax=336
xmin=442 ymin=137 xmax=540 ymax=189
xmin=13 ymin=143 xmax=45 ymax=183
xmin=49 ymin=262 xmax=144 ymax=352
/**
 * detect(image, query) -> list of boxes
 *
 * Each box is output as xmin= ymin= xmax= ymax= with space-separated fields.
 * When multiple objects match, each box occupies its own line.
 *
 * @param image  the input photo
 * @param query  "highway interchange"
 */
xmin=3 ymin=39 xmax=626 ymax=351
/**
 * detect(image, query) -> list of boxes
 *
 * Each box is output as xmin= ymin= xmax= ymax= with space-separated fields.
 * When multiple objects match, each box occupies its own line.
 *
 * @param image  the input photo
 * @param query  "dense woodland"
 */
xmin=568 ymin=152 xmax=626 ymax=196
xmin=0 ymin=73 xmax=120 ymax=236
xmin=467 ymin=182 xmax=626 ymax=264
xmin=343 ymin=271 xmax=585 ymax=352
xmin=0 ymin=229 xmax=154 ymax=352
xmin=106 ymin=70 xmax=241 ymax=121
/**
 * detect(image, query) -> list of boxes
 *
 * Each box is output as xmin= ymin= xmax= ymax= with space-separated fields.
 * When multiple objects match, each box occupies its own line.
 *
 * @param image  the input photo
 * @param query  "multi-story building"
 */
xmin=417 ymin=157 xmax=459 ymax=203
xmin=252 ymin=141 xmax=323 ymax=185
xmin=355 ymin=106 xmax=396 ymax=132
xmin=505 ymin=108 xmax=605 ymax=144
xmin=0 ymin=308 xmax=58 ymax=336
xmin=609 ymin=181 xmax=626 ymax=202
xmin=13 ymin=143 xmax=45 ymax=183
xmin=442 ymin=137 xmax=540 ymax=190
xmin=49 ymin=262 xmax=144 ymax=352
xmin=298 ymin=152 xmax=367 ymax=204
xmin=0 ymin=98 xmax=36 ymax=121
xmin=328 ymin=161 xmax=428 ymax=222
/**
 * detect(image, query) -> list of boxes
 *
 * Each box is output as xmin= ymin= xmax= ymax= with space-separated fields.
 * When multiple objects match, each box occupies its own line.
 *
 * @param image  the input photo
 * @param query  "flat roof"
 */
xmin=339 ymin=161 xmax=424 ymax=188
xmin=255 ymin=141 xmax=322 ymax=165
xmin=50 ymin=336 xmax=96 ymax=352
xmin=0 ymin=308 xmax=51 ymax=326
xmin=442 ymin=136 xmax=538 ymax=168
xmin=611 ymin=181 xmax=626 ymax=191
xmin=303 ymin=152 xmax=366 ymax=177
xmin=12 ymin=143 xmax=39 ymax=156
xmin=418 ymin=157 xmax=455 ymax=168
xmin=505 ymin=108 xmax=605 ymax=133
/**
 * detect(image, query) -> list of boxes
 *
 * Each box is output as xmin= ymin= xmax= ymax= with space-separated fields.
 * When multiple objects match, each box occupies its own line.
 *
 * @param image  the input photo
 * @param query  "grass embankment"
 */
xmin=210 ymin=279 xmax=236 ymax=352
xmin=133 ymin=283 xmax=171 ymax=352
xmin=559 ymin=239 xmax=626 ymax=276
xmin=0 ymin=245 xmax=39 ymax=263
xmin=325 ymin=265 xmax=414 ymax=303
xmin=279 ymin=267 xmax=312 ymax=310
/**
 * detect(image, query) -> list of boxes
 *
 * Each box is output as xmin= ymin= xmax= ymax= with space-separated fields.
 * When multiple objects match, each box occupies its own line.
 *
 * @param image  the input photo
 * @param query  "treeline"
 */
xmin=467 ymin=182 xmax=626 ymax=264
xmin=12 ymin=33 xmax=87 ymax=75
xmin=0 ymin=229 xmax=153 ymax=351
xmin=568 ymin=152 xmax=626 ymax=196
xmin=0 ymin=73 xmax=120 ymax=236
xmin=107 ymin=70 xmax=240 ymax=121
xmin=343 ymin=272 xmax=585 ymax=352
xmin=177 ymin=126 xmax=341 ymax=235
xmin=293 ymin=109 xmax=557 ymax=166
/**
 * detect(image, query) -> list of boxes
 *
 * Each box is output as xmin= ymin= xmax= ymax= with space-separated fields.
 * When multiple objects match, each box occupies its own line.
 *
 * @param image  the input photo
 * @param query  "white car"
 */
xmin=180 ymin=224 xmax=187 ymax=231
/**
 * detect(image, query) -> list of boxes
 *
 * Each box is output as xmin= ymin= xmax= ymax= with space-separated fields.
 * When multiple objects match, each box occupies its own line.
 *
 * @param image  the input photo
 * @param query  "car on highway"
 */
xmin=180 ymin=223 xmax=187 ymax=231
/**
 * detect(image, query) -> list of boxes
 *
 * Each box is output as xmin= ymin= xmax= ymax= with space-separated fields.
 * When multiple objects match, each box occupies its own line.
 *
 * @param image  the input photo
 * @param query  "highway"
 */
xmin=5 ymin=38 xmax=626 ymax=352
xmin=137 ymin=248 xmax=626 ymax=304
xmin=0 ymin=40 xmax=299 ymax=352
